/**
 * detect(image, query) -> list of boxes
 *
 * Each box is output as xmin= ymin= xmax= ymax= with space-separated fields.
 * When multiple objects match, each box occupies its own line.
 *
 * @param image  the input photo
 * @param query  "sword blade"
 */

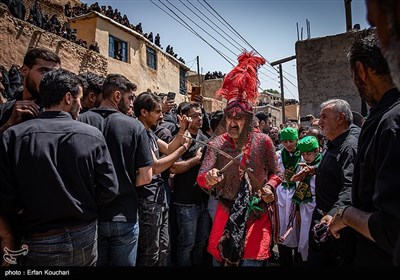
xmin=217 ymin=152 xmax=243 ymax=175
xmin=179 ymin=133 xmax=262 ymax=187
xmin=178 ymin=133 xmax=233 ymax=160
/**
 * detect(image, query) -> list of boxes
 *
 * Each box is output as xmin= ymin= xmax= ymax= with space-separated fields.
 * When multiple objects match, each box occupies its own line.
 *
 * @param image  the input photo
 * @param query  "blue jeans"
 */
xmin=97 ymin=221 xmax=139 ymax=266
xmin=20 ymin=221 xmax=97 ymax=266
xmin=138 ymin=200 xmax=169 ymax=266
xmin=175 ymin=203 xmax=211 ymax=266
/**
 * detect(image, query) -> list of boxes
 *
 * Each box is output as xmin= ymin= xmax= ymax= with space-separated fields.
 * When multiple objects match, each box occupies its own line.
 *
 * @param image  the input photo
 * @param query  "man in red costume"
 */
xmin=197 ymin=51 xmax=282 ymax=266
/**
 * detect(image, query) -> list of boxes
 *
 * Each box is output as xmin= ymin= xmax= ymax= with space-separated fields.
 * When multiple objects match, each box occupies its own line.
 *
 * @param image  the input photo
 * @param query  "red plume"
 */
xmin=216 ymin=51 xmax=266 ymax=105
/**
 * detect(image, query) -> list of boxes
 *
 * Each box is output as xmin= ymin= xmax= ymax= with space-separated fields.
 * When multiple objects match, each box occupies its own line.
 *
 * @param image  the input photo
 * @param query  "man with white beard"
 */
xmin=363 ymin=0 xmax=400 ymax=266
xmin=328 ymin=29 xmax=400 ymax=266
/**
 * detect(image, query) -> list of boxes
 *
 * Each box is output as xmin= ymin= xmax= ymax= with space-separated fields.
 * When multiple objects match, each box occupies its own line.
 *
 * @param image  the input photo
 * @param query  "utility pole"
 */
xmin=278 ymin=64 xmax=285 ymax=123
xmin=196 ymin=56 xmax=201 ymax=87
xmin=270 ymin=55 xmax=296 ymax=124
xmin=345 ymin=0 xmax=352 ymax=32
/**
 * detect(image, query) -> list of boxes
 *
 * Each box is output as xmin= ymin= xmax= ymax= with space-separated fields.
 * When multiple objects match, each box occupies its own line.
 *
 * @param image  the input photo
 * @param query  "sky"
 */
xmin=80 ymin=0 xmax=370 ymax=101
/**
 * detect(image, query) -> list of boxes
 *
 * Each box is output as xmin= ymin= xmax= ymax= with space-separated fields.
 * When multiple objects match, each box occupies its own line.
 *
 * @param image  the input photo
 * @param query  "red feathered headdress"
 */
xmin=216 ymin=51 xmax=266 ymax=114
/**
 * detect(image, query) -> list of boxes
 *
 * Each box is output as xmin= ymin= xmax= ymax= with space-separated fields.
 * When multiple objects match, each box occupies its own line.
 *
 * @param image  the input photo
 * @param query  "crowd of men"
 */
xmin=204 ymin=71 xmax=225 ymax=80
xmin=1 ymin=0 xmax=94 ymax=51
xmin=1 ymin=0 xmax=184 ymax=63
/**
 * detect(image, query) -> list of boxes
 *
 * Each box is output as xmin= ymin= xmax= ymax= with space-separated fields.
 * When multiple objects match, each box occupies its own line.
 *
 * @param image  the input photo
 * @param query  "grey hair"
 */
xmin=320 ymin=99 xmax=353 ymax=126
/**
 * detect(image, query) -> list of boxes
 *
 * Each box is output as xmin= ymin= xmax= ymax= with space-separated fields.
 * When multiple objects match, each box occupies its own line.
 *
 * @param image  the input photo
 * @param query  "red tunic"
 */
xmin=197 ymin=132 xmax=281 ymax=262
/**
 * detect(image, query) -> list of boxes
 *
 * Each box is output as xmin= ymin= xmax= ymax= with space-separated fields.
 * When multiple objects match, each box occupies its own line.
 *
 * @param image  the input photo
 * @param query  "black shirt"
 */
xmin=315 ymin=128 xmax=358 ymax=216
xmin=160 ymin=119 xmax=178 ymax=136
xmin=0 ymin=89 xmax=23 ymax=127
xmin=0 ymin=111 xmax=118 ymax=234
xmin=78 ymin=107 xmax=117 ymax=132
xmin=154 ymin=124 xmax=173 ymax=184
xmin=79 ymin=108 xmax=154 ymax=223
xmin=173 ymin=130 xmax=209 ymax=205
xmin=136 ymin=130 xmax=166 ymax=205
xmin=154 ymin=124 xmax=172 ymax=144
xmin=352 ymin=88 xmax=400 ymax=265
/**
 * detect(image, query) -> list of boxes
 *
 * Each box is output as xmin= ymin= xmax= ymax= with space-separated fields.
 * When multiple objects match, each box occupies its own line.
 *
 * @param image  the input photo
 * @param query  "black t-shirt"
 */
xmin=78 ymin=109 xmax=108 ymax=132
xmin=160 ymin=119 xmax=178 ymax=136
xmin=0 ymin=111 xmax=118 ymax=233
xmin=79 ymin=108 xmax=153 ymax=223
xmin=315 ymin=129 xmax=358 ymax=214
xmin=0 ymin=90 xmax=23 ymax=127
xmin=201 ymin=107 xmax=211 ymax=137
xmin=173 ymin=130 xmax=209 ymax=205
xmin=154 ymin=124 xmax=172 ymax=183
xmin=136 ymin=130 xmax=167 ymax=205
xmin=154 ymin=124 xmax=172 ymax=143
xmin=352 ymin=89 xmax=400 ymax=265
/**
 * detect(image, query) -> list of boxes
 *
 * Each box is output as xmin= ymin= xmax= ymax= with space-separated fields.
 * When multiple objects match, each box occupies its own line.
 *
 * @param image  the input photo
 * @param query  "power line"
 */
xmin=187 ymin=59 xmax=197 ymax=69
xmin=283 ymin=84 xmax=297 ymax=100
xmin=151 ymin=0 xmax=288 ymax=94
xmin=159 ymin=1 xmax=279 ymax=87
xmin=203 ymin=0 xmax=279 ymax=73
xmin=192 ymin=0 xmax=279 ymax=82
xmin=280 ymin=71 xmax=298 ymax=88
xmin=149 ymin=0 xmax=235 ymax=67
xmin=198 ymin=0 xmax=249 ymax=47
xmin=165 ymin=0 xmax=238 ymax=57
xmin=283 ymin=68 xmax=297 ymax=80
xmin=201 ymin=0 xmax=282 ymax=82
xmin=185 ymin=57 xmax=198 ymax=64
xmin=203 ymin=0 xmax=260 ymax=57
xmin=182 ymin=0 xmax=243 ymax=53
xmin=194 ymin=0 xmax=257 ymax=53
xmin=200 ymin=0 xmax=299 ymax=93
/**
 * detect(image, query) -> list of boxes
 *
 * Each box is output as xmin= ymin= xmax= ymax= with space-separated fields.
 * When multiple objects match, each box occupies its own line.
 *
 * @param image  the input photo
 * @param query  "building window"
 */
xmin=146 ymin=46 xmax=157 ymax=70
xmin=109 ymin=35 xmax=128 ymax=62
xmin=179 ymin=67 xmax=187 ymax=95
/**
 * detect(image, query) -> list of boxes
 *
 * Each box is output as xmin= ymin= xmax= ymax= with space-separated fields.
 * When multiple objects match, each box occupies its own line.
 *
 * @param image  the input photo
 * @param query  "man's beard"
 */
xmin=25 ymin=76 xmax=41 ymax=104
xmin=69 ymin=100 xmax=80 ymax=120
xmin=354 ymin=71 xmax=376 ymax=107
xmin=118 ymin=98 xmax=128 ymax=115
xmin=261 ymin=126 xmax=270 ymax=135
xmin=382 ymin=35 xmax=400 ymax=89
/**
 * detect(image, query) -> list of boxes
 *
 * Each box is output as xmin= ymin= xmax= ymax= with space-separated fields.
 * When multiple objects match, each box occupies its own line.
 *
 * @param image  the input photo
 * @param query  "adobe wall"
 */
xmin=296 ymin=32 xmax=364 ymax=117
xmin=0 ymin=4 xmax=107 ymax=76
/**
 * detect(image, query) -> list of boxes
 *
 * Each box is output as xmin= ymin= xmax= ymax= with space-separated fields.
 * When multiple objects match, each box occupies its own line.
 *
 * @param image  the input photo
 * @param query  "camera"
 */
xmin=167 ymin=92 xmax=176 ymax=101
xmin=190 ymin=86 xmax=201 ymax=101
xmin=300 ymin=115 xmax=313 ymax=122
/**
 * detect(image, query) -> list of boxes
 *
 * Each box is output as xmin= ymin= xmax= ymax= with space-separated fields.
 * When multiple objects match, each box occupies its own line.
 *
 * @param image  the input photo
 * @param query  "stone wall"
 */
xmin=296 ymin=31 xmax=364 ymax=117
xmin=202 ymin=97 xmax=225 ymax=113
xmin=187 ymin=74 xmax=223 ymax=98
xmin=185 ymin=71 xmax=225 ymax=112
xmin=0 ymin=4 xmax=107 ymax=76
xmin=285 ymin=104 xmax=300 ymax=122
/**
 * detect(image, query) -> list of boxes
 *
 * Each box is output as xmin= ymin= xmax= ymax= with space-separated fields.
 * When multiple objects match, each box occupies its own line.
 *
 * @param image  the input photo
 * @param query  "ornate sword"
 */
xmin=179 ymin=133 xmax=262 ymax=187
